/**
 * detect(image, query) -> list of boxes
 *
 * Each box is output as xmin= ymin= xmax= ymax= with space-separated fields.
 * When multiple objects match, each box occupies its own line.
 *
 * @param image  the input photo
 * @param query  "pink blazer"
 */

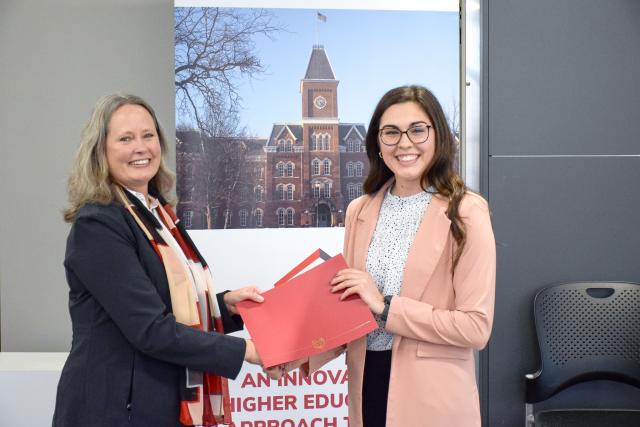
xmin=308 ymin=181 xmax=496 ymax=426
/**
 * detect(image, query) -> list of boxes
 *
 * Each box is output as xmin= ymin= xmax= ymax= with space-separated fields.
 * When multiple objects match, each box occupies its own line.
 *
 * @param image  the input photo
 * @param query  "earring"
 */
xmin=378 ymin=152 xmax=383 ymax=159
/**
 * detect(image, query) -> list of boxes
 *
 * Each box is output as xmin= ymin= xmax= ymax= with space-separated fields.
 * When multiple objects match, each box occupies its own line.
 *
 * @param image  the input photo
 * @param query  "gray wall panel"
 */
xmin=483 ymin=0 xmax=640 ymax=424
xmin=0 ymin=0 xmax=174 ymax=351
xmin=488 ymin=0 xmax=640 ymax=156
xmin=486 ymin=157 xmax=640 ymax=425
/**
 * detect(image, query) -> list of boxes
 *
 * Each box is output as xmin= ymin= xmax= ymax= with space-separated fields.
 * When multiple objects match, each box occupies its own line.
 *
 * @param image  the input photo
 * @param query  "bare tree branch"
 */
xmin=175 ymin=7 xmax=282 ymax=228
xmin=175 ymin=7 xmax=282 ymax=137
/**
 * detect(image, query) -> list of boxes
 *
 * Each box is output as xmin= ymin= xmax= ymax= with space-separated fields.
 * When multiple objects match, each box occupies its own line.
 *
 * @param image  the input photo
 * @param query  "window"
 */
xmin=323 ymin=159 xmax=331 ymax=175
xmin=312 ymin=159 xmax=320 ymax=176
xmin=313 ymin=183 xmax=321 ymax=199
xmin=276 ymin=184 xmax=285 ymax=200
xmin=287 ymin=208 xmax=294 ymax=226
xmin=321 ymin=134 xmax=331 ymax=150
xmin=347 ymin=138 xmax=356 ymax=153
xmin=323 ymin=182 xmax=331 ymax=198
xmin=277 ymin=139 xmax=293 ymax=152
xmin=286 ymin=184 xmax=294 ymax=201
xmin=286 ymin=162 xmax=294 ymax=177
xmin=183 ymin=210 xmax=193 ymax=228
xmin=239 ymin=186 xmax=249 ymax=202
xmin=239 ymin=209 xmax=248 ymax=227
xmin=355 ymin=161 xmax=364 ymax=177
xmin=223 ymin=209 xmax=232 ymax=227
xmin=346 ymin=162 xmax=354 ymax=177
xmin=255 ymin=209 xmax=263 ymax=227
xmin=313 ymin=133 xmax=330 ymax=151
xmin=277 ymin=208 xmax=285 ymax=226
xmin=276 ymin=162 xmax=285 ymax=177
xmin=348 ymin=183 xmax=363 ymax=200
xmin=254 ymin=186 xmax=263 ymax=202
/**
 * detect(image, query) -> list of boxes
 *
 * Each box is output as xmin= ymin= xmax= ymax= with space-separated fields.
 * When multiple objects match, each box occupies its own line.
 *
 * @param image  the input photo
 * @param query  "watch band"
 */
xmin=380 ymin=295 xmax=393 ymax=322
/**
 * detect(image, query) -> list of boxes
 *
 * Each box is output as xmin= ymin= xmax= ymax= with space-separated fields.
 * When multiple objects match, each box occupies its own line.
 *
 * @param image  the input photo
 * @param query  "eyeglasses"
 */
xmin=378 ymin=123 xmax=432 ymax=146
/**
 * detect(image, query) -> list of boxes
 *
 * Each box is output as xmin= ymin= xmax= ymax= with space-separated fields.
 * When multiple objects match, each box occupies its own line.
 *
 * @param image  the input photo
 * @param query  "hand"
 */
xmin=263 ymin=364 xmax=286 ymax=380
xmin=244 ymin=339 xmax=262 ymax=365
xmin=224 ymin=286 xmax=264 ymax=315
xmin=330 ymin=268 xmax=385 ymax=315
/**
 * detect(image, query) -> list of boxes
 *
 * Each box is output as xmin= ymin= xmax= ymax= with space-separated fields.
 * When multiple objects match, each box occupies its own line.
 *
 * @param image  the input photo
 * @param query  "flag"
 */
xmin=317 ymin=12 xmax=327 ymax=23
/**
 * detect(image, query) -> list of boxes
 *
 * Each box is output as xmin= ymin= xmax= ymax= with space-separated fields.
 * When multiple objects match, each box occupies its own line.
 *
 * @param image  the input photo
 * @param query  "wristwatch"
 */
xmin=380 ymin=295 xmax=393 ymax=322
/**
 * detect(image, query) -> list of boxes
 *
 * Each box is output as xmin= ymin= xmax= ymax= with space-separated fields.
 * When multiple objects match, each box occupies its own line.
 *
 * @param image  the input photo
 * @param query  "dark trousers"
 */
xmin=362 ymin=350 xmax=392 ymax=427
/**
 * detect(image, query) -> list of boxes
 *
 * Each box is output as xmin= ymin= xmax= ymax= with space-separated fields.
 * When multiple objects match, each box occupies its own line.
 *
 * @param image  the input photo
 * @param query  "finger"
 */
xmin=334 ymin=271 xmax=365 ymax=285
xmin=340 ymin=286 xmax=360 ymax=300
xmin=332 ymin=268 xmax=357 ymax=281
xmin=250 ymin=291 xmax=265 ymax=303
xmin=331 ymin=279 xmax=358 ymax=292
xmin=330 ymin=275 xmax=347 ymax=285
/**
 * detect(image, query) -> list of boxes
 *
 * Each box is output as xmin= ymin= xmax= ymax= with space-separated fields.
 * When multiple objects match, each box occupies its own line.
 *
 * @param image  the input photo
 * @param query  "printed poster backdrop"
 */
xmin=175 ymin=1 xmax=459 ymax=425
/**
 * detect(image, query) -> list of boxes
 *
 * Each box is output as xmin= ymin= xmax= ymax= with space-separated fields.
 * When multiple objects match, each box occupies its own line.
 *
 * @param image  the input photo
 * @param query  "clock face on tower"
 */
xmin=313 ymin=95 xmax=327 ymax=110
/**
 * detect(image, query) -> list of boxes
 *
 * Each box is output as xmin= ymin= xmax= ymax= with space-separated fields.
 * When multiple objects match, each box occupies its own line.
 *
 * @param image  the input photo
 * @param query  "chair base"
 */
xmin=534 ymin=409 xmax=640 ymax=427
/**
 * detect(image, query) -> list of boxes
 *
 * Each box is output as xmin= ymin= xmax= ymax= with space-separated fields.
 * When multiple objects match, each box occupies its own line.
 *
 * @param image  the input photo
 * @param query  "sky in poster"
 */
xmin=177 ymin=7 xmax=459 ymax=139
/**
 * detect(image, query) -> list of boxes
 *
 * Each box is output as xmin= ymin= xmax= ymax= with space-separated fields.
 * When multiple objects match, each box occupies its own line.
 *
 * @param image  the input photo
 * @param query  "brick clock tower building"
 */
xmin=177 ymin=45 xmax=368 ymax=229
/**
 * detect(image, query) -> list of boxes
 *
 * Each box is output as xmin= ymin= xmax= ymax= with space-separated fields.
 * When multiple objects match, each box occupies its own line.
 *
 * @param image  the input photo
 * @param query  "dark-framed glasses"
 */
xmin=378 ymin=123 xmax=432 ymax=146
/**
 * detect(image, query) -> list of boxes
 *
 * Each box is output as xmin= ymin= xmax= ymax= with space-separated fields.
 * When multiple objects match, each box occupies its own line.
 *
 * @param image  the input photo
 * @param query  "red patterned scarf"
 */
xmin=115 ymin=186 xmax=232 ymax=426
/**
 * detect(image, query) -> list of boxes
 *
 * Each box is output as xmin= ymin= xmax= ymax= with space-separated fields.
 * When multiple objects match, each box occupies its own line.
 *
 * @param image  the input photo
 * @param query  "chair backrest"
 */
xmin=526 ymin=281 xmax=640 ymax=403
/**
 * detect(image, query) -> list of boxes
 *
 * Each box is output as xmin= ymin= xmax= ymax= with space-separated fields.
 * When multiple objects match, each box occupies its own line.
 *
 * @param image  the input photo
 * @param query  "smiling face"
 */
xmin=105 ymin=104 xmax=161 ymax=196
xmin=378 ymin=101 xmax=436 ymax=196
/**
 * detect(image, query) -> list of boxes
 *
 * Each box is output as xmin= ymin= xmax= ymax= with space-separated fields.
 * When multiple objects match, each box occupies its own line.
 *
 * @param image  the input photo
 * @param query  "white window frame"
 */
xmin=346 ymin=161 xmax=354 ymax=177
xmin=323 ymin=158 xmax=331 ymax=176
xmin=239 ymin=209 xmax=248 ymax=227
xmin=183 ymin=210 xmax=193 ymax=228
xmin=277 ymin=208 xmax=285 ymax=226
xmin=286 ymin=208 xmax=294 ymax=226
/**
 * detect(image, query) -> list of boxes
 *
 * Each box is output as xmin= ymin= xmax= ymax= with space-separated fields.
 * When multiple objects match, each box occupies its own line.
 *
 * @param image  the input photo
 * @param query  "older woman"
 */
xmin=54 ymin=94 xmax=266 ymax=426
xmin=293 ymin=85 xmax=496 ymax=427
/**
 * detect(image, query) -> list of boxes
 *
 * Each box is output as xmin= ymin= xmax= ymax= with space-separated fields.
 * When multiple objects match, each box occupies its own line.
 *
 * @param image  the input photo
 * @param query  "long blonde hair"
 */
xmin=63 ymin=94 xmax=175 ymax=223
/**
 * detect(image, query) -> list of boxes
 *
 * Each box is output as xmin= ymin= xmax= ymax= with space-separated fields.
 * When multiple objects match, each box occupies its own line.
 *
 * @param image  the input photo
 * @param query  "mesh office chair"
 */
xmin=525 ymin=282 xmax=640 ymax=426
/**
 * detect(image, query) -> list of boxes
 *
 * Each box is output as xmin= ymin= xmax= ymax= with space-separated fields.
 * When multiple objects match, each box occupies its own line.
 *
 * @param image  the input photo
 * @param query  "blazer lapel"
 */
xmin=352 ymin=180 xmax=394 ymax=270
xmin=400 ymin=194 xmax=451 ymax=301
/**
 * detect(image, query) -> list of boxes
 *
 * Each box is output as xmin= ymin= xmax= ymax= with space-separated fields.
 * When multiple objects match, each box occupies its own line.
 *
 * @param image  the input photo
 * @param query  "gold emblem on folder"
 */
xmin=312 ymin=337 xmax=326 ymax=349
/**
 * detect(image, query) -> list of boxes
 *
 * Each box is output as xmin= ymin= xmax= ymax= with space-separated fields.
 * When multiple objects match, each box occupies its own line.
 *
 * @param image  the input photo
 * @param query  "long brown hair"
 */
xmin=363 ymin=85 xmax=467 ymax=269
xmin=63 ymin=94 xmax=175 ymax=223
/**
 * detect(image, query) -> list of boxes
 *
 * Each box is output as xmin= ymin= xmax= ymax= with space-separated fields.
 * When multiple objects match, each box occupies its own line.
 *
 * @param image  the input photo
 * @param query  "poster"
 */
xmin=175 ymin=1 xmax=459 ymax=424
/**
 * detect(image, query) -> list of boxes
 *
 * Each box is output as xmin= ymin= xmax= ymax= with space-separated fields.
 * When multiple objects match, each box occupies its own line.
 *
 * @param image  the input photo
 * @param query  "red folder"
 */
xmin=237 ymin=253 xmax=378 ymax=368
xmin=273 ymin=248 xmax=331 ymax=287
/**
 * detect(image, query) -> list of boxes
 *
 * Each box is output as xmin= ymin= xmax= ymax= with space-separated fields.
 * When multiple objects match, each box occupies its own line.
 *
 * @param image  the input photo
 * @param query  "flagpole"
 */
xmin=315 ymin=11 xmax=319 ymax=46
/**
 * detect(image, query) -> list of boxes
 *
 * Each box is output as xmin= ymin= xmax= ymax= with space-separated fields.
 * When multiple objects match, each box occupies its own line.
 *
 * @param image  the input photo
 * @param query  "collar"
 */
xmin=124 ymin=187 xmax=160 ymax=211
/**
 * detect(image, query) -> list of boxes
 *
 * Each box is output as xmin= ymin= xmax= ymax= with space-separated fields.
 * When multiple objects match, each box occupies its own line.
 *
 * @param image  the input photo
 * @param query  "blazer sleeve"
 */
xmin=65 ymin=208 xmax=246 ymax=379
xmin=385 ymin=196 xmax=496 ymax=350
xmin=216 ymin=291 xmax=244 ymax=334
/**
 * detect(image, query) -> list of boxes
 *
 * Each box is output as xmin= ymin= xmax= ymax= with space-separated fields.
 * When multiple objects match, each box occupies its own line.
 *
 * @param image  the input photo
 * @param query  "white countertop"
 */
xmin=0 ymin=352 xmax=68 ymax=371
